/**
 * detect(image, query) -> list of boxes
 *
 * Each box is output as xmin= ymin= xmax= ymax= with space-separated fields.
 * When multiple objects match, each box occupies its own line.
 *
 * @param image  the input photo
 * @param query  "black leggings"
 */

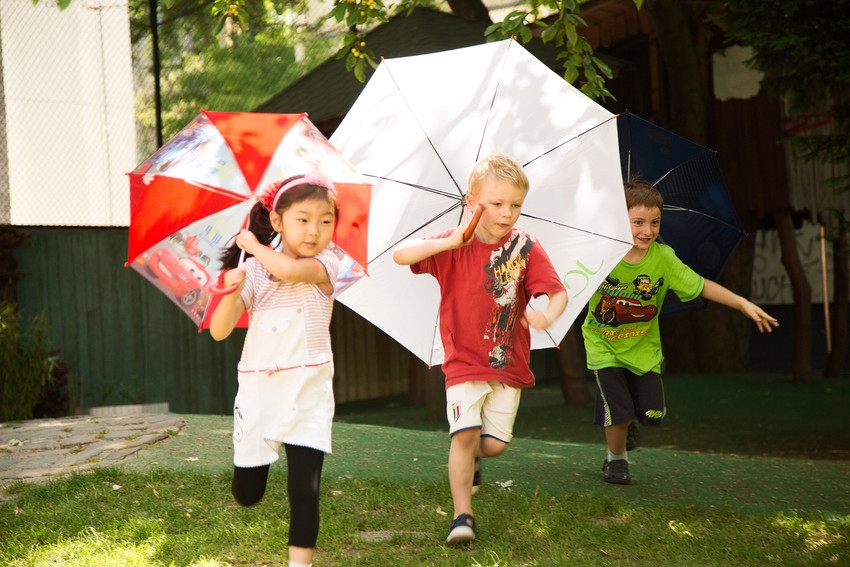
xmin=231 ymin=444 xmax=325 ymax=548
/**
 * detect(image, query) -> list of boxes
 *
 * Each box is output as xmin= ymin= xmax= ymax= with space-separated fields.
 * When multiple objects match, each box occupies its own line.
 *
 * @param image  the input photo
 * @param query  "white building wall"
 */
xmin=1 ymin=0 xmax=135 ymax=226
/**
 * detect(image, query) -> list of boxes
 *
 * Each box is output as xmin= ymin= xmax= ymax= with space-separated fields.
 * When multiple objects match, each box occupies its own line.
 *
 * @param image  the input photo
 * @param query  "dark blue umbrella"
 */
xmin=617 ymin=110 xmax=747 ymax=317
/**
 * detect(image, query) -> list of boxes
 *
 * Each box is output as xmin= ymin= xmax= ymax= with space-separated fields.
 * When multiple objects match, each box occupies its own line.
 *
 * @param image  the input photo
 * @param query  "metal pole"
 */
xmin=149 ymin=0 xmax=163 ymax=148
xmin=820 ymin=224 xmax=832 ymax=354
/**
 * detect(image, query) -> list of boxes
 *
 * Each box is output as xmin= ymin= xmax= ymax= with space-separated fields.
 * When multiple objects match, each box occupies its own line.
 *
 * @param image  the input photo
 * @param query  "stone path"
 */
xmin=0 ymin=413 xmax=188 ymax=490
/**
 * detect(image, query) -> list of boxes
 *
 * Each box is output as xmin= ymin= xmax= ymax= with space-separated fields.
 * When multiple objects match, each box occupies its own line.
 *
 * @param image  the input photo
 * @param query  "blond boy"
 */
xmin=393 ymin=153 xmax=568 ymax=544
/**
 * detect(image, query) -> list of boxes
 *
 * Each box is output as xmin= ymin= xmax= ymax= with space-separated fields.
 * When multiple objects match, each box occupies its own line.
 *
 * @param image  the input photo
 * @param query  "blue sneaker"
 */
xmin=446 ymin=513 xmax=476 ymax=545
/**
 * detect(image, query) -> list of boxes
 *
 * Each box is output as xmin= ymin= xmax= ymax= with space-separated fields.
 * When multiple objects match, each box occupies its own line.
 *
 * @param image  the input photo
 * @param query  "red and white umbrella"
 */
xmin=127 ymin=111 xmax=371 ymax=329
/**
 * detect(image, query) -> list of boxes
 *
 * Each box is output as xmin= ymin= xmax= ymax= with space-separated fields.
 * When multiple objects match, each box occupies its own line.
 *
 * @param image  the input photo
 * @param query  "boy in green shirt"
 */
xmin=581 ymin=179 xmax=778 ymax=484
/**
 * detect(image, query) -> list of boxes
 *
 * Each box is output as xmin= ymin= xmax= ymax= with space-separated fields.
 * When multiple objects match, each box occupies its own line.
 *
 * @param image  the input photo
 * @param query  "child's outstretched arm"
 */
xmin=209 ymin=268 xmax=246 ymax=341
xmin=393 ymin=227 xmax=471 ymax=266
xmin=523 ymin=290 xmax=568 ymax=331
xmin=236 ymin=229 xmax=331 ymax=292
xmin=700 ymin=280 xmax=779 ymax=333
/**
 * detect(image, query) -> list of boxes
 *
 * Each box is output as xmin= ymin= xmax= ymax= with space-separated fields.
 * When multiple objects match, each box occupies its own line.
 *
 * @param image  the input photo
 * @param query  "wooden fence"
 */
xmin=13 ymin=227 xmax=410 ymax=414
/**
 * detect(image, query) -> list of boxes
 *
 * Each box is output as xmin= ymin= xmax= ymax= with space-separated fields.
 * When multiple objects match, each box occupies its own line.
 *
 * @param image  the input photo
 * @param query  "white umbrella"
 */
xmin=331 ymin=38 xmax=633 ymax=367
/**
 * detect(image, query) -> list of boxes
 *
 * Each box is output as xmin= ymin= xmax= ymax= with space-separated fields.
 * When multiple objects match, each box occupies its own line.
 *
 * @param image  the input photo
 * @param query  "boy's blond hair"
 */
xmin=467 ymin=153 xmax=529 ymax=196
xmin=624 ymin=177 xmax=664 ymax=211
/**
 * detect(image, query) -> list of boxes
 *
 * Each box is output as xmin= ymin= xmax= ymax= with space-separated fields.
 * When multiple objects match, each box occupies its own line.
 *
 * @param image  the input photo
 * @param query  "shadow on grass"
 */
xmin=335 ymin=373 xmax=850 ymax=461
xmin=120 ymin=373 xmax=850 ymax=517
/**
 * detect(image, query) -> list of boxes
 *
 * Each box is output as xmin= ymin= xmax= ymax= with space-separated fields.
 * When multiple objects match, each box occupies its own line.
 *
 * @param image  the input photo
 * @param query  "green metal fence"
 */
xmin=14 ymin=227 xmax=410 ymax=414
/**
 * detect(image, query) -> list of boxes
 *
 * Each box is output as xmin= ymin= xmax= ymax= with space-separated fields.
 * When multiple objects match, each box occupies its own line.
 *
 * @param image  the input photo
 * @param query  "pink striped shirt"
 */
xmin=238 ymin=249 xmax=340 ymax=367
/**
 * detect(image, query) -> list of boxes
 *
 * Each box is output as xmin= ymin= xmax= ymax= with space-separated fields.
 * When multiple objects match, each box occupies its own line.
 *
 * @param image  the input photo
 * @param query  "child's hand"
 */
xmin=235 ymin=229 xmax=261 ymax=256
xmin=222 ymin=267 xmax=246 ymax=292
xmin=743 ymin=301 xmax=779 ymax=333
xmin=521 ymin=308 xmax=550 ymax=332
xmin=447 ymin=226 xmax=474 ymax=249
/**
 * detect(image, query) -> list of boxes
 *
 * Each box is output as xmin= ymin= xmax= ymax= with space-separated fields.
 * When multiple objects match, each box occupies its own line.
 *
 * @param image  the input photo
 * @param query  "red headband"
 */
xmin=259 ymin=175 xmax=337 ymax=211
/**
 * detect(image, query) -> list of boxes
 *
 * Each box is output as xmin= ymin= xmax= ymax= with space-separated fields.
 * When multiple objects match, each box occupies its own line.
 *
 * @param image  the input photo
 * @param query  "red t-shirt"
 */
xmin=411 ymin=228 xmax=565 ymax=389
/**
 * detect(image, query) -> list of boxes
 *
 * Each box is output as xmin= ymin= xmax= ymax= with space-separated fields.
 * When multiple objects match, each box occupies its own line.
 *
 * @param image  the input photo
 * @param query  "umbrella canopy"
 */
xmin=330 ymin=39 xmax=633 ymax=367
xmin=127 ymin=111 xmax=371 ymax=329
xmin=617 ymin=110 xmax=747 ymax=316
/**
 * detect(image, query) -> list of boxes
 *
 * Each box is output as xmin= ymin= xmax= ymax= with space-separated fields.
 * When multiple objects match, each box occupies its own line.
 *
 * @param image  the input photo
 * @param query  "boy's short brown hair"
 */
xmin=467 ymin=153 xmax=529 ymax=196
xmin=624 ymin=177 xmax=663 ymax=211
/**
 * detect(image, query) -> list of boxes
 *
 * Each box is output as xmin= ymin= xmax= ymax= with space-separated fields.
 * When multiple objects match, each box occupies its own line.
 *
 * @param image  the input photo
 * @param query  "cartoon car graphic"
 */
xmin=632 ymin=274 xmax=664 ymax=300
xmin=593 ymin=292 xmax=657 ymax=326
xmin=146 ymin=247 xmax=210 ymax=306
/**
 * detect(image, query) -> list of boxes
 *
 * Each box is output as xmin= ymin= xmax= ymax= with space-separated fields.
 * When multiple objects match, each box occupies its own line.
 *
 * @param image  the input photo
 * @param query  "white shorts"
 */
xmin=445 ymin=380 xmax=521 ymax=443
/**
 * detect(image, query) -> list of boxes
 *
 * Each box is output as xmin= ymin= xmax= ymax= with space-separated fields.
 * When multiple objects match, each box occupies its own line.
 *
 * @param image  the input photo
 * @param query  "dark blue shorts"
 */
xmin=593 ymin=367 xmax=666 ymax=427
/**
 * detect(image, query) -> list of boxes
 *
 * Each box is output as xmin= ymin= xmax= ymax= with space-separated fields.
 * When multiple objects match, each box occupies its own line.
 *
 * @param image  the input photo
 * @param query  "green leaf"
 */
xmin=565 ymin=23 xmax=578 ymax=47
xmin=354 ymin=60 xmax=366 ymax=83
xmin=329 ymin=1 xmax=347 ymax=22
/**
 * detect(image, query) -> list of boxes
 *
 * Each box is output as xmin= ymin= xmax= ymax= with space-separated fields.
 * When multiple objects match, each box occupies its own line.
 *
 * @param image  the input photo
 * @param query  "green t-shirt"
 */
xmin=582 ymin=242 xmax=704 ymax=375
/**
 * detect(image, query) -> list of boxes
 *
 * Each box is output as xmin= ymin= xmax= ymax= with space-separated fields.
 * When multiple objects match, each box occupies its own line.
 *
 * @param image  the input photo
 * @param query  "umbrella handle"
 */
xmin=463 ymin=206 xmax=484 ymax=241
xmin=209 ymin=249 xmax=246 ymax=295
xmin=210 ymin=283 xmax=239 ymax=295
xmin=209 ymin=271 xmax=239 ymax=295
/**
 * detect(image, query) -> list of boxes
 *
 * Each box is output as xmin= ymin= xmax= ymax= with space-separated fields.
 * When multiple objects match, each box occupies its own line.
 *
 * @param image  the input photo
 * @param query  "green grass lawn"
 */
xmin=2 ymin=373 xmax=849 ymax=566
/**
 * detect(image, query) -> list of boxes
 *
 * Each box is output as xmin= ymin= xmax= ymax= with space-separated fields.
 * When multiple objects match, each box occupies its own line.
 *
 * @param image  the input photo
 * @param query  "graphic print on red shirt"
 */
xmin=483 ymin=232 xmax=533 ymax=369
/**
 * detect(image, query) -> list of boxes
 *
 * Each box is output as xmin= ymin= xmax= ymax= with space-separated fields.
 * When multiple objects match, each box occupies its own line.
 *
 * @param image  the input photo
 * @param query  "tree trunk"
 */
xmin=775 ymin=209 xmax=813 ymax=383
xmin=555 ymin=324 xmax=592 ymax=404
xmin=825 ymin=218 xmax=848 ymax=378
xmin=446 ymin=0 xmax=492 ymax=23
xmin=643 ymin=0 xmax=709 ymax=143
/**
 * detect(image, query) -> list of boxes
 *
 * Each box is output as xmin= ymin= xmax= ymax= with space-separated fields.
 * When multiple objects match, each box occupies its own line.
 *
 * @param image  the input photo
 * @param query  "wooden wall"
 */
xmin=12 ymin=227 xmax=409 ymax=414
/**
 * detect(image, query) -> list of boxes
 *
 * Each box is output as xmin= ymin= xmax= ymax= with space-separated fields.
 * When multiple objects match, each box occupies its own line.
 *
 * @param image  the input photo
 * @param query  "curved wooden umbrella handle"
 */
xmin=209 ymin=269 xmax=239 ymax=295
xmin=463 ymin=206 xmax=484 ymax=241
xmin=209 ymin=249 xmax=246 ymax=295
xmin=209 ymin=283 xmax=239 ymax=295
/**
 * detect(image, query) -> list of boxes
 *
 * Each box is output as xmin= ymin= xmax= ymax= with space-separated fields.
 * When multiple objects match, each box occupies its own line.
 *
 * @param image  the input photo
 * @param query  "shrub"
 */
xmin=0 ymin=302 xmax=58 ymax=422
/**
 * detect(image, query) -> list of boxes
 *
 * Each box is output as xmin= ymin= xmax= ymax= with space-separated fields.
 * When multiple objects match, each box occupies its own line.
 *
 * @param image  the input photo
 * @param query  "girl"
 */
xmin=209 ymin=174 xmax=341 ymax=567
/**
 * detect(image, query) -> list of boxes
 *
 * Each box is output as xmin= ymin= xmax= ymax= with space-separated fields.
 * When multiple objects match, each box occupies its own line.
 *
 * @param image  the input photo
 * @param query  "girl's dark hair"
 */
xmin=219 ymin=175 xmax=338 ymax=269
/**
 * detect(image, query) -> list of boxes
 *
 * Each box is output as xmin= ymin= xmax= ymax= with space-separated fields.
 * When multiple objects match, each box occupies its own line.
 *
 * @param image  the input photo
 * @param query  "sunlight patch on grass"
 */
xmin=7 ymin=527 xmax=161 ymax=567
xmin=5 ymin=525 xmax=232 ymax=567
xmin=773 ymin=512 xmax=843 ymax=550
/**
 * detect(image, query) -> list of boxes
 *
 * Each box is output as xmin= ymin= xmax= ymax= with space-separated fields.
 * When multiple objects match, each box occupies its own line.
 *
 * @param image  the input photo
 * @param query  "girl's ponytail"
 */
xmin=219 ymin=201 xmax=277 ymax=270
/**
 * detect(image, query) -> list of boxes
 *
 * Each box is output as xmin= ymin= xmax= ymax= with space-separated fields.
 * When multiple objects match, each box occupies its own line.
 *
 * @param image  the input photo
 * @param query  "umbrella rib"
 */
xmin=523 ymin=115 xmax=619 ymax=169
xmin=519 ymin=211 xmax=634 ymax=246
xmin=368 ymin=201 xmax=465 ymax=264
xmin=663 ymin=205 xmax=746 ymax=234
xmin=476 ymin=40 xmax=514 ymax=164
xmin=162 ymin=176 xmax=249 ymax=202
xmin=381 ymin=62 xmax=463 ymax=196
xmin=364 ymin=175 xmax=459 ymax=199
